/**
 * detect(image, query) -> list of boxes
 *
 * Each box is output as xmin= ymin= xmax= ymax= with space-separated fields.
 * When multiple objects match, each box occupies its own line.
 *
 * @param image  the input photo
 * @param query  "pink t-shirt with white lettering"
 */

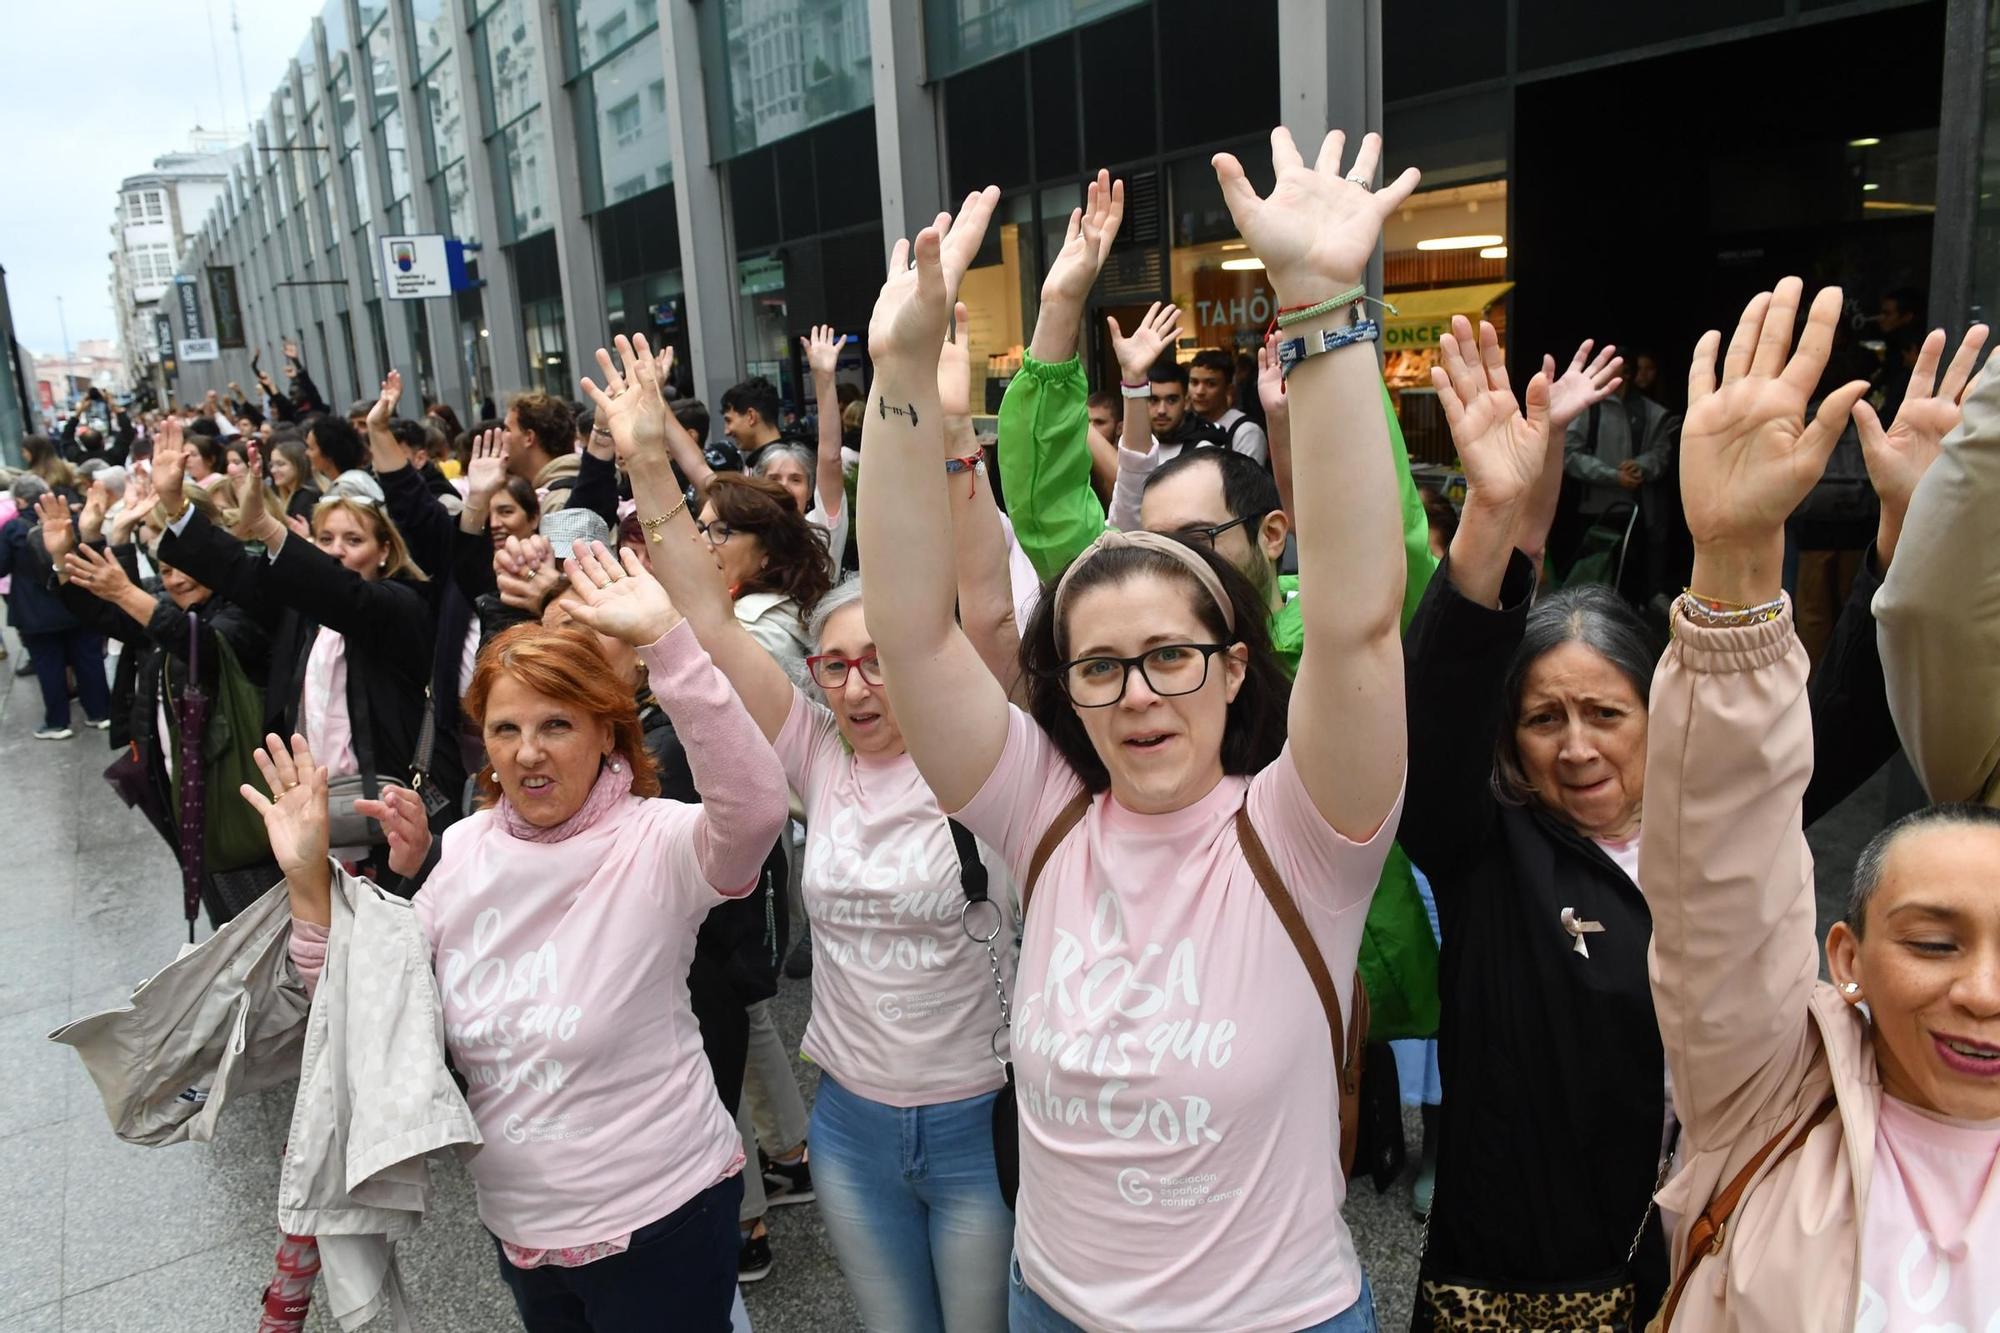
xmin=955 ymin=706 xmax=1401 ymax=1333
xmin=413 ymin=795 xmax=747 ymax=1250
xmin=776 ymin=692 xmax=1013 ymax=1107
xmin=1856 ymin=1094 xmax=2000 ymax=1332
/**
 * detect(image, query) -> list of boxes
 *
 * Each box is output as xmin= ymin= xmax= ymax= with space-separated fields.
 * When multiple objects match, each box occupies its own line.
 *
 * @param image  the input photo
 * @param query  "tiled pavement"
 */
xmin=0 ymin=633 xmax=1886 ymax=1332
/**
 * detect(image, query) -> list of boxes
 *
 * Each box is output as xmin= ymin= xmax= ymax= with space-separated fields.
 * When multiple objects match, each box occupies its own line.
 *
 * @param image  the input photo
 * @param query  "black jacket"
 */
xmin=643 ymin=696 xmax=781 ymax=1115
xmin=61 ymin=411 xmax=135 ymax=468
xmin=158 ymin=510 xmax=434 ymax=802
xmin=0 ymin=516 xmax=79 ymax=636
xmin=58 ymin=567 xmax=272 ymax=852
xmin=1401 ymin=552 xmax=1669 ymax=1303
xmin=378 ymin=466 xmax=476 ymax=812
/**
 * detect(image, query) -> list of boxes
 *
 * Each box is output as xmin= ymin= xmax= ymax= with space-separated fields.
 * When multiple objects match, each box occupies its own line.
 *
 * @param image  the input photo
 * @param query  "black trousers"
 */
xmin=496 ymin=1175 xmax=743 ymax=1332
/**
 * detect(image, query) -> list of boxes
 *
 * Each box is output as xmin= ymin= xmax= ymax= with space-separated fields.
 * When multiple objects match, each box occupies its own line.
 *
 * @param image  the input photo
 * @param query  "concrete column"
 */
xmin=452 ymin=0 xmax=527 ymax=395
xmin=347 ymin=13 xmax=419 ymax=388
xmin=867 ymin=0 xmax=945 ymax=252
xmin=658 ymin=0 xmax=744 ymax=413
xmin=1278 ymin=0 xmax=1384 ymax=302
xmin=531 ymin=0 xmax=608 ymax=375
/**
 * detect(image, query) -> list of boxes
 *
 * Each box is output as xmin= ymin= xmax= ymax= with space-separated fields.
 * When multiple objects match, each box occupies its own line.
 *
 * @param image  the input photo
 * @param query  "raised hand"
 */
xmin=1852 ymin=323 xmax=1990 ymax=555
xmin=1213 ymin=129 xmax=1419 ymax=306
xmin=1106 ymin=301 xmax=1182 ymax=384
xmin=559 ymin=540 xmax=683 ymax=646
xmin=463 ymin=428 xmax=511 ymax=505
xmin=239 ymin=733 xmax=331 ymax=895
xmin=78 ymin=482 xmax=111 ymax=543
xmin=1432 ymin=315 xmax=1551 ymax=516
xmin=1256 ymin=331 xmax=1286 ymax=422
xmin=1681 ymin=278 xmax=1873 ymax=603
xmin=579 ymin=333 xmax=671 ymax=463
xmin=283 ymin=339 xmax=300 ymax=363
xmin=352 ymin=785 xmax=433 ymax=880
xmin=35 ymin=493 xmax=77 ymax=561
xmin=368 ymin=369 xmax=403 ymax=428
xmin=937 ymin=303 xmax=974 ymax=421
xmin=62 ymin=543 xmax=137 ymax=599
xmin=803 ymin=324 xmax=845 ymax=379
xmin=1042 ymin=170 xmax=1125 ymax=308
xmin=870 ymin=229 xmax=952 ymax=370
xmin=496 ymin=533 xmax=562 ymax=612
xmin=1542 ymin=339 xmax=1624 ymax=435
xmin=936 ymin=186 xmax=1002 ymax=310
xmin=152 ymin=415 xmax=189 ymax=512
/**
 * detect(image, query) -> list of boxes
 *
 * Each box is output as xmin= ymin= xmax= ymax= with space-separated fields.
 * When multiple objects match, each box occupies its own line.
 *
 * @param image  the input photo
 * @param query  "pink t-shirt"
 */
xmin=414 ymin=796 xmax=747 ymax=1249
xmin=956 ymin=706 xmax=1401 ymax=1333
xmin=775 ymin=692 xmax=1014 ymax=1107
xmin=1856 ymin=1094 xmax=2000 ymax=1332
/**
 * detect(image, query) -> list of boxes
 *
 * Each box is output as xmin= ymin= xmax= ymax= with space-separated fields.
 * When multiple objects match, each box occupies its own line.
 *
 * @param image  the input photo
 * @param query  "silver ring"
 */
xmin=1345 ymin=174 xmax=1373 ymax=190
xmin=960 ymin=897 xmax=1002 ymax=945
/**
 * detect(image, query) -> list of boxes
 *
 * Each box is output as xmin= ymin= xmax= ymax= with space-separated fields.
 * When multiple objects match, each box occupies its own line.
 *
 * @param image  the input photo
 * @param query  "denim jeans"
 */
xmin=1008 ymin=1257 xmax=1377 ymax=1333
xmin=495 ymin=1174 xmax=742 ymax=1333
xmin=810 ymin=1073 xmax=1012 ymax=1332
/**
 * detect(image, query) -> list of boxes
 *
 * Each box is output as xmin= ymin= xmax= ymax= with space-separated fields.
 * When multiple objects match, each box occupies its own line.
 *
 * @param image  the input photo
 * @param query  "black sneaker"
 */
xmin=783 ymin=934 xmax=813 ymax=979
xmin=762 ymin=1151 xmax=815 ymax=1207
xmin=737 ymin=1229 xmax=773 ymax=1283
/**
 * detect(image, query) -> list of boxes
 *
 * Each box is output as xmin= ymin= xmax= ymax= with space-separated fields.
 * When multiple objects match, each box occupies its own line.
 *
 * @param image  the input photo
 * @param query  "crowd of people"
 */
xmin=13 ymin=124 xmax=1999 ymax=1333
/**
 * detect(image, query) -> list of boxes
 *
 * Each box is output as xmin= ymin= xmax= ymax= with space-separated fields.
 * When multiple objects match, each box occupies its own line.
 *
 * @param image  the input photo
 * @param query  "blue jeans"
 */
xmin=495 ymin=1174 xmax=742 ymax=1333
xmin=21 ymin=630 xmax=109 ymax=730
xmin=810 ymin=1073 xmax=1012 ymax=1332
xmin=1008 ymin=1257 xmax=1377 ymax=1333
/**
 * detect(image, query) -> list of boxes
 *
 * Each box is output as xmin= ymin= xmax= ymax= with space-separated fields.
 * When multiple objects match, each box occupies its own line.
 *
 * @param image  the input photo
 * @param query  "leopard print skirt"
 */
xmin=1417 ymin=1275 xmax=1638 ymax=1333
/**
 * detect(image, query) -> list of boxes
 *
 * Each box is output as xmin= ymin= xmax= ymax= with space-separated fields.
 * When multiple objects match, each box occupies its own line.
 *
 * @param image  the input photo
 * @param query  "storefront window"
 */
xmin=697 ymin=0 xmax=872 ymax=160
xmin=924 ymin=0 xmax=1143 ymax=81
xmin=957 ymin=192 xmax=1036 ymax=415
xmin=568 ymin=1 xmax=673 ymax=211
xmin=1380 ymin=179 xmax=1511 ymax=464
xmin=495 ymin=113 xmax=553 ymax=240
xmin=737 ymin=252 xmax=792 ymax=395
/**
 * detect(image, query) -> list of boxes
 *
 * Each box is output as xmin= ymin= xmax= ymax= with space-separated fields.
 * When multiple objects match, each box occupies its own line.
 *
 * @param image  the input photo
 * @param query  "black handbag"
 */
xmin=946 ymin=818 xmax=1021 ymax=1209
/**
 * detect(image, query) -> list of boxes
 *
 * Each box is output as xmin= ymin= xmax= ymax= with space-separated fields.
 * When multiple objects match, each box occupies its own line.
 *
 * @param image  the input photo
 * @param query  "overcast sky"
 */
xmin=1 ymin=0 xmax=322 ymax=357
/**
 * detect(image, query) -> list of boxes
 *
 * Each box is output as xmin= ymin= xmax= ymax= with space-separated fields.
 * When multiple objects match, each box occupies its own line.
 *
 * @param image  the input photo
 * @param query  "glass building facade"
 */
xmin=161 ymin=0 xmax=1980 ymax=444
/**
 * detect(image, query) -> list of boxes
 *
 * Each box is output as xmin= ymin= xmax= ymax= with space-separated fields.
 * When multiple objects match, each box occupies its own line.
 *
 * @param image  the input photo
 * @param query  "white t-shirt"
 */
xmin=956 ymin=706 xmax=1401 ymax=1333
xmin=808 ymin=494 xmax=849 ymax=571
xmin=775 ymin=692 xmax=1016 ymax=1106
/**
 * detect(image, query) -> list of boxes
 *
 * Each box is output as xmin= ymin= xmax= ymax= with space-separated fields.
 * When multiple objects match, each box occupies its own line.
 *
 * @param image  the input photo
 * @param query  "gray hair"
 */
xmin=1847 ymin=803 xmax=2000 ymax=935
xmin=9 ymin=474 xmax=50 ymax=506
xmin=1494 ymin=584 xmax=1659 ymax=805
xmin=754 ymin=442 xmax=817 ymax=491
xmin=97 ymin=465 xmax=128 ymax=497
xmin=805 ymin=573 xmax=864 ymax=649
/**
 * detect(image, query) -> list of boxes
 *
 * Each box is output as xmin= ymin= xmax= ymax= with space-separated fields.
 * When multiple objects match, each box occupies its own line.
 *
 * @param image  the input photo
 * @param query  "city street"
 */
xmin=0 ymin=648 xmax=1884 ymax=1332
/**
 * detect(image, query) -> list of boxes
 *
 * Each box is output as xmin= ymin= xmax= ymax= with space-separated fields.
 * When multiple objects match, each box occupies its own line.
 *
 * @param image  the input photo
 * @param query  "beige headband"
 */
xmin=1050 ymin=528 xmax=1236 ymax=655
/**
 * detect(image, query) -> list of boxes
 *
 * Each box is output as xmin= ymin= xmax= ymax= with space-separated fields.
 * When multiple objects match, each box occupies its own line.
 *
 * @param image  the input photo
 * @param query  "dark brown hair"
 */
xmin=706 ymin=472 xmax=833 ymax=618
xmin=1019 ymin=540 xmax=1290 ymax=792
xmin=509 ymin=392 xmax=576 ymax=460
xmin=464 ymin=623 xmax=661 ymax=803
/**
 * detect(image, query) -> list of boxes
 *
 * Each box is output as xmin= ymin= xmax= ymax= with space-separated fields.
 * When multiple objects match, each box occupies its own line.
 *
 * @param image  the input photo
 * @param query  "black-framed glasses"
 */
xmin=1168 ymin=514 xmax=1258 ymax=550
xmin=694 ymin=519 xmax=738 ymax=546
xmin=1059 ymin=643 xmax=1228 ymax=708
xmin=807 ymin=652 xmax=884 ymax=690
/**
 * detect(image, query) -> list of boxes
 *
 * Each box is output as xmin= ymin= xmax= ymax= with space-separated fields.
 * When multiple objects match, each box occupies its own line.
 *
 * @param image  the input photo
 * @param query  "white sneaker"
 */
xmin=34 ymin=727 xmax=75 ymax=741
xmin=86 ymin=718 xmax=111 ymax=731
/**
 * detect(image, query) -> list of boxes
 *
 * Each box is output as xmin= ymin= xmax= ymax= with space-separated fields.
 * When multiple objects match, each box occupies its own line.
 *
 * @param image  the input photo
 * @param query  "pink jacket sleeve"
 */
xmin=289 ymin=919 xmax=329 ymax=999
xmin=1874 ymin=365 xmax=2000 ymax=803
xmin=1639 ymin=603 xmax=1822 ymax=1153
xmin=636 ymin=619 xmax=790 ymax=896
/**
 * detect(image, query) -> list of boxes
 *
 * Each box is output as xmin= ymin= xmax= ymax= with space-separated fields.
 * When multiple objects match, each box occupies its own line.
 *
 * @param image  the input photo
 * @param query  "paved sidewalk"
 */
xmin=0 ymin=640 xmax=1886 ymax=1332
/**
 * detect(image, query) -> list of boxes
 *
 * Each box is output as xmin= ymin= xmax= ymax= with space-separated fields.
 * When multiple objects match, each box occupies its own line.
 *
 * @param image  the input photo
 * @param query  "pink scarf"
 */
xmin=496 ymin=760 xmax=633 ymax=843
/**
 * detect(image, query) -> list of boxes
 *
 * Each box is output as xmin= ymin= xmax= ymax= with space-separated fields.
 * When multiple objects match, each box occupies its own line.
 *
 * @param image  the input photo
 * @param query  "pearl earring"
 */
xmin=1841 ymin=982 xmax=1859 ymax=996
xmin=609 ymin=758 xmax=621 ymax=772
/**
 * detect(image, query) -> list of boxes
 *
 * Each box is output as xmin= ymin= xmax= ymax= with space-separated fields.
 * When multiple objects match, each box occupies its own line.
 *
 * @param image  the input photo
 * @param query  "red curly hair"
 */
xmin=464 ymin=623 xmax=660 ymax=802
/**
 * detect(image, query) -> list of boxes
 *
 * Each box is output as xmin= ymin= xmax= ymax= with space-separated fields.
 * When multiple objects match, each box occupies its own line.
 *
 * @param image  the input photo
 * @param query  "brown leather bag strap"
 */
xmin=1653 ymin=1094 xmax=1839 ymax=1331
xmin=1233 ymin=805 xmax=1353 ymax=1083
xmin=1021 ymin=791 xmax=1092 ymax=920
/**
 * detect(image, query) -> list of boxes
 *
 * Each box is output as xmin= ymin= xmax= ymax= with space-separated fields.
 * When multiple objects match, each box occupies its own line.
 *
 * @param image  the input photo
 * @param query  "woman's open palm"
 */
xmin=1433 ymin=316 xmax=1549 ymax=513
xmin=240 ymin=733 xmax=330 ymax=884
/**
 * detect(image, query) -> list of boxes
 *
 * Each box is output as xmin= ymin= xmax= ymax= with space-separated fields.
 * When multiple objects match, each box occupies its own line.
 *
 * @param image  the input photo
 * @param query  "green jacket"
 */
xmin=997 ymin=351 xmax=1443 ymax=1039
